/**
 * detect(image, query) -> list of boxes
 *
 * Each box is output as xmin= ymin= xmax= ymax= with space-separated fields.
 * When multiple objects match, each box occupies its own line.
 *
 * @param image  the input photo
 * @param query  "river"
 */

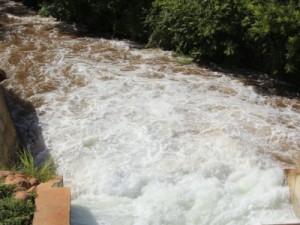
xmin=1 ymin=1 xmax=300 ymax=224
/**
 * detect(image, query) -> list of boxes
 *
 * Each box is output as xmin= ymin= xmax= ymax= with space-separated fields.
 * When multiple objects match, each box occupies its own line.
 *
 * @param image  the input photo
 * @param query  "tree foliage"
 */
xmin=22 ymin=0 xmax=152 ymax=40
xmin=146 ymin=0 xmax=300 ymax=78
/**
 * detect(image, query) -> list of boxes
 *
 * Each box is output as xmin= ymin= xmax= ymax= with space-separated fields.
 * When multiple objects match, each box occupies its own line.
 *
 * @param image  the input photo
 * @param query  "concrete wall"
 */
xmin=285 ymin=155 xmax=300 ymax=220
xmin=0 ymin=86 xmax=18 ymax=167
xmin=285 ymin=169 xmax=300 ymax=218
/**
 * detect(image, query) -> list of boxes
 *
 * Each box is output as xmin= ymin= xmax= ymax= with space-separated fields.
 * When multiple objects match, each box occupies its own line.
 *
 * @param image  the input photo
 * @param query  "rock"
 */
xmin=0 ymin=170 xmax=13 ymax=179
xmin=14 ymin=177 xmax=31 ymax=189
xmin=23 ymin=216 xmax=31 ymax=223
xmin=4 ymin=175 xmax=15 ymax=185
xmin=29 ymin=178 xmax=40 ymax=187
xmin=27 ymin=186 xmax=37 ymax=193
xmin=0 ymin=69 xmax=7 ymax=82
xmin=14 ymin=172 xmax=26 ymax=178
xmin=5 ymin=176 xmax=31 ymax=189
xmin=15 ymin=186 xmax=27 ymax=192
xmin=14 ymin=191 xmax=29 ymax=201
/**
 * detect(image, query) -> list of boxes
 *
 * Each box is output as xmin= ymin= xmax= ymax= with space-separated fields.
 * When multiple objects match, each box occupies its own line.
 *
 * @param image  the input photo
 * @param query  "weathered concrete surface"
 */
xmin=0 ymin=86 xmax=18 ymax=167
xmin=285 ymin=168 xmax=300 ymax=219
xmin=283 ymin=154 xmax=300 ymax=223
xmin=33 ymin=176 xmax=71 ymax=225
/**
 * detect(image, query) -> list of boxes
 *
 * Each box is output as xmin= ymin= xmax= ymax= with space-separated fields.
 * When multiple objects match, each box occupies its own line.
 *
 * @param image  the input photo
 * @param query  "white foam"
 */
xmin=36 ymin=60 xmax=299 ymax=224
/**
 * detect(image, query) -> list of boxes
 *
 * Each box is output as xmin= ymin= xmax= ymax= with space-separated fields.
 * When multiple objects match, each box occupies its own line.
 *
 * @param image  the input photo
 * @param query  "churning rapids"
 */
xmin=1 ymin=1 xmax=300 ymax=224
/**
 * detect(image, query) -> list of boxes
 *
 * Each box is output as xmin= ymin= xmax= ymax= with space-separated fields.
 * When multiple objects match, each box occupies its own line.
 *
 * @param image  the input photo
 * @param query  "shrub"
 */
xmin=18 ymin=149 xmax=55 ymax=182
xmin=146 ymin=0 xmax=300 ymax=79
xmin=244 ymin=0 xmax=300 ymax=75
xmin=0 ymin=198 xmax=35 ymax=225
xmin=146 ymin=0 xmax=248 ymax=63
xmin=0 ymin=182 xmax=35 ymax=225
xmin=0 ymin=184 xmax=14 ymax=199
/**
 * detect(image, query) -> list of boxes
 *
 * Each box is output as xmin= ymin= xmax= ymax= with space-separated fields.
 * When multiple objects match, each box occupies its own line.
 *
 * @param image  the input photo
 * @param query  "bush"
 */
xmin=146 ymin=0 xmax=300 ymax=78
xmin=244 ymin=0 xmax=300 ymax=75
xmin=0 ymin=184 xmax=14 ymax=199
xmin=0 ymin=182 xmax=35 ymax=225
xmin=0 ymin=198 xmax=35 ymax=225
xmin=146 ymin=0 xmax=249 ymax=63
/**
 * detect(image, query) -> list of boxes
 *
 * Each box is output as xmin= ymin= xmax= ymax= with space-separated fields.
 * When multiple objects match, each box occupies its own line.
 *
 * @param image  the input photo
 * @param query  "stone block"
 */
xmin=14 ymin=191 xmax=30 ymax=201
xmin=0 ymin=170 xmax=13 ymax=179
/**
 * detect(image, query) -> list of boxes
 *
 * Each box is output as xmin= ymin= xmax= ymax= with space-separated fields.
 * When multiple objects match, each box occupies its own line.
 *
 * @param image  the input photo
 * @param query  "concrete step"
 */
xmin=33 ymin=176 xmax=71 ymax=225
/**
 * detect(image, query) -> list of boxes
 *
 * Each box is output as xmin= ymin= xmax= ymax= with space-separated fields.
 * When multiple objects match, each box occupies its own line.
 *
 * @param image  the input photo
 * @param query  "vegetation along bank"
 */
xmin=17 ymin=0 xmax=300 ymax=84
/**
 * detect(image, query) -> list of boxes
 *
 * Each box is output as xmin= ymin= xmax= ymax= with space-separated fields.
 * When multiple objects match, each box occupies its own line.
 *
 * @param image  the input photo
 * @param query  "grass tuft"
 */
xmin=18 ymin=148 xmax=56 ymax=182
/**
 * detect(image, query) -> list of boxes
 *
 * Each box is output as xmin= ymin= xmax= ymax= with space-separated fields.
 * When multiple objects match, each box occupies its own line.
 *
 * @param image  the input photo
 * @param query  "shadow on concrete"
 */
xmin=2 ymin=88 xmax=51 ymax=166
xmin=71 ymin=204 xmax=98 ymax=225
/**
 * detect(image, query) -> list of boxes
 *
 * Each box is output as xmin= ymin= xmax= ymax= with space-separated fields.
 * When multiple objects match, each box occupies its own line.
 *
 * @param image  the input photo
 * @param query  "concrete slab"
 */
xmin=33 ymin=177 xmax=71 ymax=225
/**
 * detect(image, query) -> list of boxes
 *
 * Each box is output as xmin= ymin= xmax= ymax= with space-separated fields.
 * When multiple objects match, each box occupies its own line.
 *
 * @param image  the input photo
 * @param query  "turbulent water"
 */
xmin=1 ymin=1 xmax=300 ymax=224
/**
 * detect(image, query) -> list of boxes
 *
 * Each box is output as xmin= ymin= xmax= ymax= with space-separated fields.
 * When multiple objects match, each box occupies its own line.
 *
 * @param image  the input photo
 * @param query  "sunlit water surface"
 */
xmin=1 ymin=1 xmax=300 ymax=224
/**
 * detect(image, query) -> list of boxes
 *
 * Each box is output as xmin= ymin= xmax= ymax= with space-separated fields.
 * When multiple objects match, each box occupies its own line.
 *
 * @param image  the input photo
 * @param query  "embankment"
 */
xmin=0 ymin=86 xmax=19 ymax=167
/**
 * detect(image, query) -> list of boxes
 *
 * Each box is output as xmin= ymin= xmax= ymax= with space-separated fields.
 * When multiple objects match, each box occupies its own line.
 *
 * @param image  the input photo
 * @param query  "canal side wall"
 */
xmin=284 ymin=154 xmax=300 ymax=221
xmin=0 ymin=86 xmax=18 ymax=167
